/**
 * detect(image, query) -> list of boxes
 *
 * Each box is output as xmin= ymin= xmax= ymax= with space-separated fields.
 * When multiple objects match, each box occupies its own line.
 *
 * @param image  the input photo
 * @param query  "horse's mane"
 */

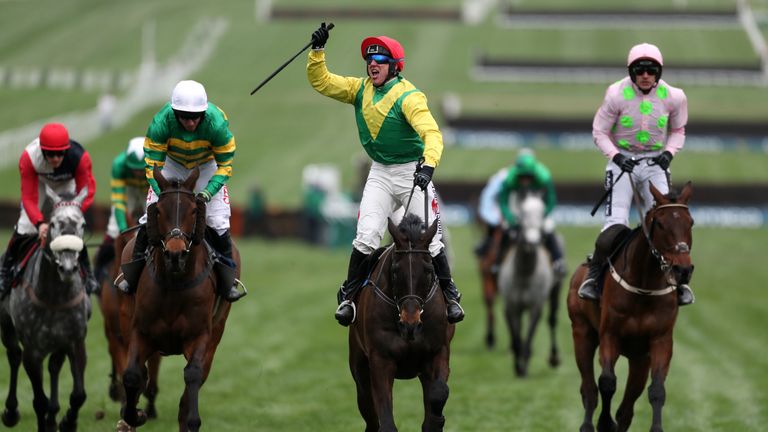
xmin=397 ymin=213 xmax=426 ymax=243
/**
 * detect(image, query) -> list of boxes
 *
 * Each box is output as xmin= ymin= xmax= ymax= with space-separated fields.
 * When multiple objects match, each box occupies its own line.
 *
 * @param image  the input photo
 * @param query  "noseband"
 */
xmin=157 ymin=188 xmax=197 ymax=253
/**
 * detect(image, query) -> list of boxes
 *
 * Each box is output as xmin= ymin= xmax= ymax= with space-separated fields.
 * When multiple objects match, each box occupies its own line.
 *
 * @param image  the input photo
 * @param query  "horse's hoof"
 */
xmin=116 ymin=419 xmax=137 ymax=432
xmin=549 ymin=353 xmax=561 ymax=368
xmin=58 ymin=419 xmax=77 ymax=432
xmin=485 ymin=332 xmax=495 ymax=349
xmin=1 ymin=409 xmax=20 ymax=427
xmin=144 ymin=404 xmax=157 ymax=419
xmin=121 ymin=409 xmax=147 ymax=428
xmin=109 ymin=382 xmax=122 ymax=402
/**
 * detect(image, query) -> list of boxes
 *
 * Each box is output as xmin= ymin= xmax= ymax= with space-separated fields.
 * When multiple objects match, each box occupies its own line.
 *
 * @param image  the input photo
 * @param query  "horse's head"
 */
xmin=44 ymin=186 xmax=87 ymax=282
xmin=387 ymin=214 xmax=438 ymax=341
xmin=146 ymin=166 xmax=206 ymax=274
xmin=517 ymin=193 xmax=546 ymax=249
xmin=646 ymin=182 xmax=695 ymax=286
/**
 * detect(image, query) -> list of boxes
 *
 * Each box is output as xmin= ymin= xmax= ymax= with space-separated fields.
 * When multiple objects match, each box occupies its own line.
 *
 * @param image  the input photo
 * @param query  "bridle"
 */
xmin=157 ymin=188 xmax=197 ymax=253
xmin=643 ymin=203 xmax=691 ymax=272
xmin=370 ymin=245 xmax=439 ymax=315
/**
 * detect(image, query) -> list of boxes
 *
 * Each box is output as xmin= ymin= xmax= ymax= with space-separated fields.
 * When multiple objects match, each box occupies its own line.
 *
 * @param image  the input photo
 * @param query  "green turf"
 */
xmin=0 ymin=225 xmax=766 ymax=430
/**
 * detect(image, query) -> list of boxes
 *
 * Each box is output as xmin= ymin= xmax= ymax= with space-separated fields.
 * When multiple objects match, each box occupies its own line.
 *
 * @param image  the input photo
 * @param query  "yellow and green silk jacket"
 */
xmin=144 ymin=102 xmax=235 ymax=197
xmin=307 ymin=50 xmax=443 ymax=167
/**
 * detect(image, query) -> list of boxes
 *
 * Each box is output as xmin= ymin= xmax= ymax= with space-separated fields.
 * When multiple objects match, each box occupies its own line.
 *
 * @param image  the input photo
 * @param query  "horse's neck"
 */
xmin=30 ymin=250 xmax=80 ymax=301
xmin=616 ymin=234 xmax=664 ymax=286
xmin=150 ymin=244 xmax=208 ymax=281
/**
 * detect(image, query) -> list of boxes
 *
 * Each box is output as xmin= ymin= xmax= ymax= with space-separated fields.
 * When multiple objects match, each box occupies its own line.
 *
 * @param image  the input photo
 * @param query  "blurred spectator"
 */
xmin=98 ymin=93 xmax=116 ymax=132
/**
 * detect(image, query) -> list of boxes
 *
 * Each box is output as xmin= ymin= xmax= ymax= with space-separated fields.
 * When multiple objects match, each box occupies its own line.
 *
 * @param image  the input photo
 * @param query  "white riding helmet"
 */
xmin=170 ymin=80 xmax=208 ymax=112
xmin=125 ymin=137 xmax=145 ymax=170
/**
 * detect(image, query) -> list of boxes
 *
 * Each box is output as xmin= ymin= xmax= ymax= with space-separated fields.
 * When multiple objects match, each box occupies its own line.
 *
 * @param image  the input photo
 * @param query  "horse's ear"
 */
xmin=649 ymin=182 xmax=666 ymax=205
xmin=153 ymin=165 xmax=169 ymax=191
xmin=387 ymin=217 xmax=403 ymax=244
xmin=44 ymin=184 xmax=60 ymax=205
xmin=678 ymin=181 xmax=693 ymax=204
xmin=184 ymin=168 xmax=200 ymax=192
xmin=421 ymin=219 xmax=439 ymax=244
xmin=74 ymin=186 xmax=88 ymax=206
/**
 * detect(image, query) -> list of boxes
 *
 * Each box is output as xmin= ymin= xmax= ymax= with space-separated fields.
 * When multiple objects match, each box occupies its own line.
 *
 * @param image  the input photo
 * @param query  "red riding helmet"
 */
xmin=39 ymin=123 xmax=71 ymax=151
xmin=361 ymin=36 xmax=405 ymax=72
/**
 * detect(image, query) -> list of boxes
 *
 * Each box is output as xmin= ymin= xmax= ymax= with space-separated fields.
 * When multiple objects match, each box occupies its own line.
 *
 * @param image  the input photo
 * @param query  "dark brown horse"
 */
xmin=97 ymin=222 xmax=161 ymax=422
xmin=568 ymin=182 xmax=694 ymax=432
xmin=349 ymin=213 xmax=455 ymax=432
xmin=119 ymin=167 xmax=234 ymax=431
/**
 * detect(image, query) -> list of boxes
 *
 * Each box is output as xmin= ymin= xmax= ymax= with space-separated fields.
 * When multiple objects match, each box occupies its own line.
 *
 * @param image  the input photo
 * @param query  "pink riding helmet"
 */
xmin=627 ymin=43 xmax=663 ymax=66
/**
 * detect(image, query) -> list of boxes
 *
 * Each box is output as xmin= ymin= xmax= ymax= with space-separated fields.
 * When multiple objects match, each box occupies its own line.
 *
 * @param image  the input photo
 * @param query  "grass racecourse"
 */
xmin=1 ymin=0 xmax=767 ymax=430
xmin=0 ymin=225 xmax=766 ymax=431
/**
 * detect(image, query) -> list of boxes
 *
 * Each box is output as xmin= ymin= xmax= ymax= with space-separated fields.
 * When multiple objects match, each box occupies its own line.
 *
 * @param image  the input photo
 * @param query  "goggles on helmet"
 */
xmin=630 ymin=60 xmax=661 ymax=77
xmin=43 ymin=150 xmax=66 ymax=158
xmin=366 ymin=54 xmax=394 ymax=65
xmin=174 ymin=110 xmax=204 ymax=121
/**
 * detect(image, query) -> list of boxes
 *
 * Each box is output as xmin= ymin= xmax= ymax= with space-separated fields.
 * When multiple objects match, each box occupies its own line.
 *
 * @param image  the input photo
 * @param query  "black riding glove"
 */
xmin=653 ymin=151 xmax=673 ymax=171
xmin=612 ymin=154 xmax=639 ymax=173
xmin=413 ymin=165 xmax=434 ymax=191
xmin=196 ymin=191 xmax=211 ymax=206
xmin=311 ymin=22 xmax=330 ymax=49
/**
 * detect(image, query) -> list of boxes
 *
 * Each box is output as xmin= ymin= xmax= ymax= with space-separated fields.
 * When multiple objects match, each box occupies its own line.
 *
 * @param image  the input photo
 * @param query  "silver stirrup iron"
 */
xmin=336 ymin=300 xmax=357 ymax=324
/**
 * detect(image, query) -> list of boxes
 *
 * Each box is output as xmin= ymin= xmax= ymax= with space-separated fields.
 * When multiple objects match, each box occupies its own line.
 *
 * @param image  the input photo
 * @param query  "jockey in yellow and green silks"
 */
xmin=307 ymin=23 xmax=464 ymax=326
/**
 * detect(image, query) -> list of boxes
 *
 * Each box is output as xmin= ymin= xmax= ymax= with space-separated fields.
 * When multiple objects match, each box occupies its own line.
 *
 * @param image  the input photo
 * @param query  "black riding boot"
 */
xmin=79 ymin=246 xmax=99 ymax=295
xmin=208 ymin=230 xmax=246 ymax=302
xmin=0 ymin=231 xmax=29 ymax=298
xmin=544 ymin=231 xmax=567 ymax=278
xmin=335 ymin=248 xmax=368 ymax=326
xmin=117 ymin=225 xmax=148 ymax=294
xmin=433 ymin=250 xmax=465 ymax=324
xmin=492 ymin=229 xmax=514 ymax=275
xmin=578 ymin=224 xmax=630 ymax=301
xmin=94 ymin=235 xmax=116 ymax=286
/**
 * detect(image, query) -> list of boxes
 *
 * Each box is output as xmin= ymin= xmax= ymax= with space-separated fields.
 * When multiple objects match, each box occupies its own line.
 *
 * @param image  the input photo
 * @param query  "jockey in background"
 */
xmin=117 ymin=80 xmax=245 ymax=302
xmin=0 ymin=123 xmax=97 ymax=298
xmin=578 ymin=42 xmax=694 ymax=306
xmin=307 ymin=23 xmax=464 ymax=326
xmin=93 ymin=137 xmax=149 ymax=287
xmin=497 ymin=149 xmax=565 ymax=278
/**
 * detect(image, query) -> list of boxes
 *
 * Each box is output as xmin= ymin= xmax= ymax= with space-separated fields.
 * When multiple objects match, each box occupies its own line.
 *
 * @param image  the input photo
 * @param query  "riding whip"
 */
xmin=590 ymin=170 xmax=626 ymax=217
xmin=249 ymin=23 xmax=335 ymax=95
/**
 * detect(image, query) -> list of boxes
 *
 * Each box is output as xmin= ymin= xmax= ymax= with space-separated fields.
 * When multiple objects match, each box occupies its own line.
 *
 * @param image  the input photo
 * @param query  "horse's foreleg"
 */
xmin=548 ymin=280 xmax=562 ymax=367
xmin=180 ymin=336 xmax=211 ymax=432
xmin=368 ymin=354 xmax=397 ymax=432
xmin=572 ymin=319 xmax=599 ymax=432
xmin=121 ymin=332 xmax=150 ymax=428
xmin=58 ymin=340 xmax=87 ymax=432
xmin=350 ymin=349 xmax=377 ymax=432
xmin=143 ymin=354 xmax=161 ymax=419
xmin=615 ymin=354 xmax=650 ymax=432
xmin=419 ymin=347 xmax=451 ymax=432
xmin=523 ymin=305 xmax=545 ymax=377
xmin=647 ymin=335 xmax=673 ymax=432
xmin=46 ymin=350 xmax=66 ymax=430
xmin=0 ymin=317 xmax=22 ymax=427
xmin=504 ymin=304 xmax=524 ymax=377
xmin=21 ymin=352 xmax=48 ymax=432
xmin=481 ymin=270 xmax=497 ymax=350
xmin=597 ymin=333 xmax=620 ymax=432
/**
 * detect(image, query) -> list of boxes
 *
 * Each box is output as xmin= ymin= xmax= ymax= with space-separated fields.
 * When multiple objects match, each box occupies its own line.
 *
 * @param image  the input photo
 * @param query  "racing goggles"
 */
xmin=631 ymin=61 xmax=661 ymax=76
xmin=174 ymin=110 xmax=204 ymax=121
xmin=42 ymin=150 xmax=66 ymax=158
xmin=366 ymin=54 xmax=394 ymax=65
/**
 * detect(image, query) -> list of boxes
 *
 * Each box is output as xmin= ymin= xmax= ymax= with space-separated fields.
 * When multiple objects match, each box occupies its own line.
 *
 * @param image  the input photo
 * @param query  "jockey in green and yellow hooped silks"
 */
xmin=93 ymin=137 xmax=148 ymax=287
xmin=579 ymin=42 xmax=694 ymax=306
xmin=117 ymin=80 xmax=245 ymax=302
xmin=307 ymin=23 xmax=464 ymax=326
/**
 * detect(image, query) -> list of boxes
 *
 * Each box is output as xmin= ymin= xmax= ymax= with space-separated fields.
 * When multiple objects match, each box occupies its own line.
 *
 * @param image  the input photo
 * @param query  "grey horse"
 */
xmin=0 ymin=186 xmax=91 ymax=431
xmin=498 ymin=192 xmax=558 ymax=377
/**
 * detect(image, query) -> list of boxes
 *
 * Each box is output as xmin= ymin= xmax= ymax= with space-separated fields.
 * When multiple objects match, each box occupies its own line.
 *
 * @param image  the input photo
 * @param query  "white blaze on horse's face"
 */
xmin=520 ymin=195 xmax=545 ymax=244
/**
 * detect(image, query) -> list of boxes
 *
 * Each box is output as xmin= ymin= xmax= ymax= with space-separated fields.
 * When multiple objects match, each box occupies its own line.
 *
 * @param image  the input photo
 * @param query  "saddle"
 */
xmin=7 ymin=237 xmax=40 ymax=290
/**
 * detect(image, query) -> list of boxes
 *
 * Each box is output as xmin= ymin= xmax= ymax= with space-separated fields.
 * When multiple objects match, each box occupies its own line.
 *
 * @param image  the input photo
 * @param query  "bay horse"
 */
xmin=119 ymin=167 xmax=234 ymax=431
xmin=349 ymin=213 xmax=454 ymax=432
xmin=97 ymin=219 xmax=161 ymax=420
xmin=0 ymin=186 xmax=91 ymax=431
xmin=568 ymin=182 xmax=694 ymax=432
xmin=497 ymin=193 xmax=559 ymax=377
